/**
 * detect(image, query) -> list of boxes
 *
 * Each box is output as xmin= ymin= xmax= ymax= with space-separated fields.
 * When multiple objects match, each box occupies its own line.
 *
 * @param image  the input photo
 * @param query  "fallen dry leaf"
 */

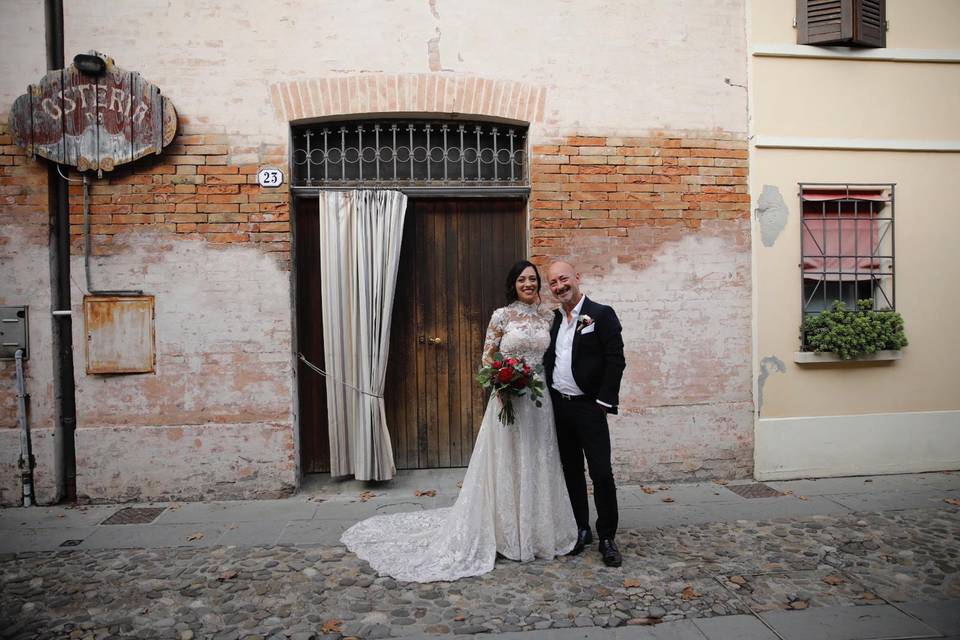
xmin=642 ymin=486 xmax=657 ymax=495
xmin=415 ymin=489 xmax=437 ymax=497
xmin=788 ymin=600 xmax=809 ymax=610
xmin=713 ymin=479 xmax=729 ymax=486
xmin=681 ymin=585 xmax=701 ymax=600
xmin=822 ymin=575 xmax=845 ymax=586
xmin=358 ymin=491 xmax=377 ymax=502
xmin=661 ymin=496 xmax=675 ymax=503
xmin=657 ymin=485 xmax=670 ymax=491
xmin=628 ymin=617 xmax=658 ymax=626
xmin=862 ymin=591 xmax=879 ymax=600
xmin=56 ymin=513 xmax=65 ymax=518
xmin=218 ymin=570 xmax=238 ymax=582
xmin=623 ymin=578 xmax=643 ymax=588
xmin=782 ymin=490 xmax=795 ymax=495
xmin=321 ymin=619 xmax=342 ymax=635
xmin=453 ymin=614 xmax=465 ymax=622
xmin=729 ymin=575 xmax=747 ymax=585
xmin=456 ymin=480 xmax=463 ymax=488
xmin=186 ymin=532 xmax=204 ymax=542
xmin=944 ymin=498 xmax=960 ymax=507
xmin=797 ymin=495 xmax=809 ymax=501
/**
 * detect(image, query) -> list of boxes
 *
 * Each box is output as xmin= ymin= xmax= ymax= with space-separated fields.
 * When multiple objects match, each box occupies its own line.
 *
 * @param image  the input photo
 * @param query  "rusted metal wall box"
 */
xmin=84 ymin=296 xmax=155 ymax=374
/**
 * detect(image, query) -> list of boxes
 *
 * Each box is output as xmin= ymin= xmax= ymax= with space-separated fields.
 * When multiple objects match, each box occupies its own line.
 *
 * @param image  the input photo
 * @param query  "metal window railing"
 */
xmin=291 ymin=120 xmax=528 ymax=189
xmin=799 ymin=182 xmax=896 ymax=321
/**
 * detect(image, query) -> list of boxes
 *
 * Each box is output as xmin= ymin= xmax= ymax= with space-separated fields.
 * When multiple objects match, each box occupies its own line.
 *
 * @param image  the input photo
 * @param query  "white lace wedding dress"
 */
xmin=340 ymin=300 xmax=577 ymax=582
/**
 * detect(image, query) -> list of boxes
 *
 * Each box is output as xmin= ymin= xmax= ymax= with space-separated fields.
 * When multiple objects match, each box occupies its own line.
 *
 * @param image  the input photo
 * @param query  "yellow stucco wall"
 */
xmin=751 ymin=0 xmax=960 ymax=420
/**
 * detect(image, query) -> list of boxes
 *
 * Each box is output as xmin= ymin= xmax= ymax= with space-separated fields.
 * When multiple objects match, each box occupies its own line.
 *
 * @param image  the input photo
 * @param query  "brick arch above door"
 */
xmin=269 ymin=74 xmax=546 ymax=124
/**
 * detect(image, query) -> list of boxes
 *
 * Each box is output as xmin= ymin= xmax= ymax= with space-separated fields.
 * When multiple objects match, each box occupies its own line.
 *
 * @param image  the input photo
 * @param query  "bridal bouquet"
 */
xmin=476 ymin=352 xmax=545 ymax=425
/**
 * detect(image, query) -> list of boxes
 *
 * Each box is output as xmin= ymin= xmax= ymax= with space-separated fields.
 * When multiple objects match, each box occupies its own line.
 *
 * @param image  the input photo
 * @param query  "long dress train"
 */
xmin=340 ymin=300 xmax=577 ymax=583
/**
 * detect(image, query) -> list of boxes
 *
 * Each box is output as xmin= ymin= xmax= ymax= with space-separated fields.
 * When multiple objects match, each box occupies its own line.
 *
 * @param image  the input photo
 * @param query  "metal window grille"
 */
xmin=799 ymin=183 xmax=896 ymax=322
xmin=291 ymin=119 xmax=528 ymax=189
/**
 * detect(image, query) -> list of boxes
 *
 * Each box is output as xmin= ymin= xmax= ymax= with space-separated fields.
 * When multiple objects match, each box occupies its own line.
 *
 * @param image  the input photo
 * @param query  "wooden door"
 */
xmin=386 ymin=198 xmax=526 ymax=468
xmin=295 ymin=199 xmax=330 ymax=473
xmin=296 ymin=196 xmax=526 ymax=473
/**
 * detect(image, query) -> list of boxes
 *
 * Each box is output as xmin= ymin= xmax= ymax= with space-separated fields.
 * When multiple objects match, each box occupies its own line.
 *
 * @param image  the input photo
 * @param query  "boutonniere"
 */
xmin=576 ymin=315 xmax=593 ymax=332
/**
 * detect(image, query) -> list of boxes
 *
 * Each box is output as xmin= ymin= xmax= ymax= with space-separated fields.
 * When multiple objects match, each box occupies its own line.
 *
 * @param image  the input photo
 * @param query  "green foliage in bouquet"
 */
xmin=476 ymin=352 xmax=546 ymax=425
xmin=802 ymin=299 xmax=908 ymax=360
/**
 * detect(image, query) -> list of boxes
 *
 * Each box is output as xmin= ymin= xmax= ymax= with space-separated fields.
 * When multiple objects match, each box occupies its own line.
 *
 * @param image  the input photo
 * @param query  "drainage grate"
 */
xmin=101 ymin=507 xmax=166 ymax=525
xmin=60 ymin=539 xmax=83 ymax=547
xmin=724 ymin=483 xmax=784 ymax=499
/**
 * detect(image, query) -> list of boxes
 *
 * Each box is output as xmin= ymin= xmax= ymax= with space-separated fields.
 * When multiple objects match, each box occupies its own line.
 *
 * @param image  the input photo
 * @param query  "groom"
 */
xmin=544 ymin=261 xmax=626 ymax=567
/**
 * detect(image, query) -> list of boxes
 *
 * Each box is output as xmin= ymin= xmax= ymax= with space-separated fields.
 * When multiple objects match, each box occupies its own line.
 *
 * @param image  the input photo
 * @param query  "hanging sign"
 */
xmin=257 ymin=167 xmax=284 ymax=188
xmin=8 ymin=52 xmax=177 ymax=173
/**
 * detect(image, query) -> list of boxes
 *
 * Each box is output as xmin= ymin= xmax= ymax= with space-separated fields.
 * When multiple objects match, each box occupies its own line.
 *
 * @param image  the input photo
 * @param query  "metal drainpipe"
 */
xmin=15 ymin=349 xmax=35 ymax=506
xmin=46 ymin=0 xmax=77 ymax=502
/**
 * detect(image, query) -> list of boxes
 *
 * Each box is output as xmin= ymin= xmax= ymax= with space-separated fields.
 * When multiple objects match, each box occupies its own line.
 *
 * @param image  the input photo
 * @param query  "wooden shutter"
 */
xmin=797 ymin=0 xmax=885 ymax=48
xmin=853 ymin=0 xmax=885 ymax=47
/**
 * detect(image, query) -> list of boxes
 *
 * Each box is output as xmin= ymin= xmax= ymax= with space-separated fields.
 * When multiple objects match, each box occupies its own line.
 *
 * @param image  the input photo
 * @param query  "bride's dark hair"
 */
xmin=504 ymin=260 xmax=542 ymax=304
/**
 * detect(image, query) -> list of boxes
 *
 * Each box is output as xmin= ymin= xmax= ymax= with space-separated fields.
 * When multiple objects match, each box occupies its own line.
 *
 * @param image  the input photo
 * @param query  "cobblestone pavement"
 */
xmin=2 ymin=506 xmax=958 ymax=640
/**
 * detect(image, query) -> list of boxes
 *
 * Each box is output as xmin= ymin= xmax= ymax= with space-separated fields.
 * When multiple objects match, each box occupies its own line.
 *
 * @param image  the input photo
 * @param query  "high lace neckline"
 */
xmin=510 ymin=299 xmax=543 ymax=315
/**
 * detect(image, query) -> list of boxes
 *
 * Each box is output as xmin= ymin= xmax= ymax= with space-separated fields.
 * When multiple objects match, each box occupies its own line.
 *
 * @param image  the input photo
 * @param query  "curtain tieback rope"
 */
xmin=297 ymin=353 xmax=384 ymax=399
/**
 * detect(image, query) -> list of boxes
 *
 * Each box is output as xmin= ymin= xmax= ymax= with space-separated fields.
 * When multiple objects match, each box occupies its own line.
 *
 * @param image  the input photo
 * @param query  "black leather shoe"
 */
xmin=599 ymin=538 xmax=622 ymax=567
xmin=568 ymin=528 xmax=593 ymax=555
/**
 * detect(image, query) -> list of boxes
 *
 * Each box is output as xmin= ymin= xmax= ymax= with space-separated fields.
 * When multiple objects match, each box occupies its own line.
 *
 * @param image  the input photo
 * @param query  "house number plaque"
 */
xmin=257 ymin=168 xmax=284 ymax=188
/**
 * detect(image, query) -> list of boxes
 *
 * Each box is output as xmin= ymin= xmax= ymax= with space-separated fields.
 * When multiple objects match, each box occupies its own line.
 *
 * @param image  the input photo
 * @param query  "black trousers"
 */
xmin=552 ymin=392 xmax=619 ymax=540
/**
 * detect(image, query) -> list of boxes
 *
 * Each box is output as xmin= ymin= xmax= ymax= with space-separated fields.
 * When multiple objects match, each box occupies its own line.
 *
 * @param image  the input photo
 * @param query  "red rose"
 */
xmin=506 ymin=358 xmax=518 ymax=367
xmin=514 ymin=377 xmax=528 ymax=389
xmin=522 ymin=365 xmax=531 ymax=375
xmin=492 ymin=360 xmax=502 ymax=369
xmin=496 ymin=368 xmax=514 ymax=384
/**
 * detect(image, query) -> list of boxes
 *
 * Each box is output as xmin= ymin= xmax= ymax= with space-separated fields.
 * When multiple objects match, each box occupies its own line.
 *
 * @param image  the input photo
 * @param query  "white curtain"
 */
xmin=318 ymin=190 xmax=407 ymax=480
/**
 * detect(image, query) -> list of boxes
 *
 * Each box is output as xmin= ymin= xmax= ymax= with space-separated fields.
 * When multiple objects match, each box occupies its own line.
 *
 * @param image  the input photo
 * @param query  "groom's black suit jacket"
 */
xmin=544 ymin=296 xmax=626 ymax=414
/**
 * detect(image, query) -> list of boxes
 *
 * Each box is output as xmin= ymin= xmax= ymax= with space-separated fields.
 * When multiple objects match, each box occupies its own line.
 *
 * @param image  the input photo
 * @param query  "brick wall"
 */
xmin=65 ymin=121 xmax=292 ymax=267
xmin=529 ymin=133 xmax=749 ymax=251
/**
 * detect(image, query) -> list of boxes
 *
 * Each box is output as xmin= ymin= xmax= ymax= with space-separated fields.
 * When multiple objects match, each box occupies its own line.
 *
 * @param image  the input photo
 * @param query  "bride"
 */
xmin=340 ymin=260 xmax=577 ymax=582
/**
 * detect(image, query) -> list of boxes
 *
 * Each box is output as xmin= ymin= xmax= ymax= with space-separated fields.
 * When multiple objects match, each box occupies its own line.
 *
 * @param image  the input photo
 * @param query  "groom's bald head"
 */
xmin=547 ymin=261 xmax=582 ymax=310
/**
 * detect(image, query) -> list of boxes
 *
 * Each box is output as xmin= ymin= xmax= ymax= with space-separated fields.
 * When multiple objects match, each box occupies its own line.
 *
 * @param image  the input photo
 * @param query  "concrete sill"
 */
xmin=794 ymin=350 xmax=903 ymax=364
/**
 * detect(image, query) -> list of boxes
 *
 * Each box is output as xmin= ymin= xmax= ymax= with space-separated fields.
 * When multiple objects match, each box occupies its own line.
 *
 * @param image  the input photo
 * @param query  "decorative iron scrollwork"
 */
xmin=292 ymin=120 xmax=528 ymax=187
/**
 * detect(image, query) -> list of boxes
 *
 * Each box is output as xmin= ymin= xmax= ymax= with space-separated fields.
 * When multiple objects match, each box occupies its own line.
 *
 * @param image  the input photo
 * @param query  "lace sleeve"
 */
xmin=481 ymin=307 xmax=505 ymax=367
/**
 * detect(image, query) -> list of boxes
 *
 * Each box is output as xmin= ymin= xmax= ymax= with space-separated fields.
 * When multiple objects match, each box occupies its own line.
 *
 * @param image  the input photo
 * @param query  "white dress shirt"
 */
xmin=552 ymin=295 xmax=586 ymax=396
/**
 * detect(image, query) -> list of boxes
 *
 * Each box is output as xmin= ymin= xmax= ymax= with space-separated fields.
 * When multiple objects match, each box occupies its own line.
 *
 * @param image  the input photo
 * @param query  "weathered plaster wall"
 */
xmin=69 ymin=230 xmax=296 ymax=502
xmin=597 ymin=224 xmax=753 ymax=480
xmin=531 ymin=134 xmax=753 ymax=479
xmin=1 ymin=0 xmax=751 ymax=498
xmin=0 ymin=118 xmax=60 ymax=505
xmin=50 ymin=0 xmax=748 ymax=141
xmin=75 ymin=422 xmax=295 ymax=502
